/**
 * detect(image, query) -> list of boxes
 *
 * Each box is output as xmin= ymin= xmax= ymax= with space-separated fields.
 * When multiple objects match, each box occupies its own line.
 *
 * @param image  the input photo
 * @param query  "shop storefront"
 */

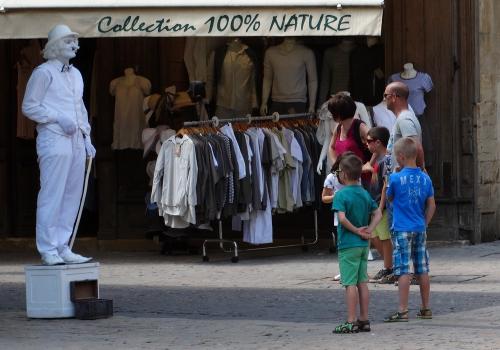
xmin=1 ymin=0 xmax=492 ymax=247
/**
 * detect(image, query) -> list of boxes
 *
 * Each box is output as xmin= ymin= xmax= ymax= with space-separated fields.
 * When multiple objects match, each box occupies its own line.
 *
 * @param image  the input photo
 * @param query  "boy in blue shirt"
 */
xmin=384 ymin=137 xmax=436 ymax=322
xmin=332 ymin=154 xmax=382 ymax=333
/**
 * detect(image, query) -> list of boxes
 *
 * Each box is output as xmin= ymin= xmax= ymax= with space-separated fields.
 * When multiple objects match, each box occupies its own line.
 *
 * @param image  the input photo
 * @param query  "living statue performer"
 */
xmin=22 ymin=24 xmax=95 ymax=265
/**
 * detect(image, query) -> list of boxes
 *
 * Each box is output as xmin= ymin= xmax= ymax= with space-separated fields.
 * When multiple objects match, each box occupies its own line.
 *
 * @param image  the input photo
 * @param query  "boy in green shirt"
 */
xmin=332 ymin=154 xmax=382 ymax=333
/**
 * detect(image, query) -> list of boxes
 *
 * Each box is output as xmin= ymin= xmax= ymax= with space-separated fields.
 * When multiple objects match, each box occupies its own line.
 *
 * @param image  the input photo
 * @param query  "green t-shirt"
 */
xmin=332 ymin=185 xmax=378 ymax=250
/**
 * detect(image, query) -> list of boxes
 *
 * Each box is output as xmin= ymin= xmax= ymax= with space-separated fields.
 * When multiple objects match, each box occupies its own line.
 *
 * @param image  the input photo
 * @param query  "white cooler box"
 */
xmin=25 ymin=262 xmax=100 ymax=318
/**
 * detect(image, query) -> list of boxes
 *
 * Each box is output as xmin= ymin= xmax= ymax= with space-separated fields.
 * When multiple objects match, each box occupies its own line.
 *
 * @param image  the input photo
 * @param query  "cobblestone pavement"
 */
xmin=1 ymin=241 xmax=500 ymax=350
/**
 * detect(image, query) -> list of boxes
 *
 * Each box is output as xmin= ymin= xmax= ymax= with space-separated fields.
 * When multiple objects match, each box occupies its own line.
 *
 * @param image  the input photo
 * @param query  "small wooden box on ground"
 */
xmin=25 ymin=262 xmax=100 ymax=318
xmin=70 ymin=280 xmax=113 ymax=319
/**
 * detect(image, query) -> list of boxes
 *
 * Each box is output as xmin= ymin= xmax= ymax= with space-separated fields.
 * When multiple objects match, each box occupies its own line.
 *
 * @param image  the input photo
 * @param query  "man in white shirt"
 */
xmin=22 ymin=24 xmax=95 ymax=265
xmin=384 ymin=82 xmax=425 ymax=170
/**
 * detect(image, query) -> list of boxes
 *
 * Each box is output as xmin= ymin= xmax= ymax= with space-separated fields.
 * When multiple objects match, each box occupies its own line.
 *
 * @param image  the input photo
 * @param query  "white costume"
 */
xmin=22 ymin=24 xmax=94 ymax=265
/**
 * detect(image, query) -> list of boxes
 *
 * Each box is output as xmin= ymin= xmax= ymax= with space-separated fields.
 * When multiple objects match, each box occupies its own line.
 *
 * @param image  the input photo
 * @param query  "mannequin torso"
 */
xmin=261 ymin=38 xmax=318 ymax=115
xmin=110 ymin=68 xmax=152 ymax=149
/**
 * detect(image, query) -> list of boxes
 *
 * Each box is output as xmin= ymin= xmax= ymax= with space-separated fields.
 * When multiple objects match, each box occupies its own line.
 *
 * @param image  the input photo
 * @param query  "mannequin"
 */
xmin=110 ymin=67 xmax=151 ymax=150
xmin=16 ymin=39 xmax=43 ymax=139
xmin=349 ymin=36 xmax=385 ymax=105
xmin=388 ymin=63 xmax=433 ymax=115
xmin=206 ymin=37 xmax=259 ymax=117
xmin=388 ymin=63 xmax=433 ymax=163
xmin=400 ymin=62 xmax=417 ymax=79
xmin=183 ymin=37 xmax=226 ymax=83
xmin=318 ymin=38 xmax=356 ymax=103
xmin=260 ymin=38 xmax=317 ymax=115
xmin=22 ymin=24 xmax=95 ymax=265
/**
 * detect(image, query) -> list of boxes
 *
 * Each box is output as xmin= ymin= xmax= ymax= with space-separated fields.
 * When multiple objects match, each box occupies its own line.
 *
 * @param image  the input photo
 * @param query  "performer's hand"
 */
xmin=84 ymin=136 xmax=96 ymax=158
xmin=57 ymin=114 xmax=77 ymax=135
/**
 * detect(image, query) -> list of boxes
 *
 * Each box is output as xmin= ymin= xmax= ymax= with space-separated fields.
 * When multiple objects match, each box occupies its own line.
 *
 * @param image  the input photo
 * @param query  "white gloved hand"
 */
xmin=84 ymin=135 xmax=96 ymax=158
xmin=56 ymin=114 xmax=77 ymax=135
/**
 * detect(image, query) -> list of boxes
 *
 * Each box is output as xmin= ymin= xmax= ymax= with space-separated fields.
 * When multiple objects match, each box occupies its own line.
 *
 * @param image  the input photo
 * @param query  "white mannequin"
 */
xmin=260 ymin=38 xmax=318 ymax=115
xmin=22 ymin=24 xmax=94 ymax=265
xmin=318 ymin=39 xmax=356 ymax=103
xmin=110 ymin=67 xmax=151 ymax=149
xmin=206 ymin=37 xmax=258 ymax=117
xmin=401 ymin=62 xmax=418 ymax=79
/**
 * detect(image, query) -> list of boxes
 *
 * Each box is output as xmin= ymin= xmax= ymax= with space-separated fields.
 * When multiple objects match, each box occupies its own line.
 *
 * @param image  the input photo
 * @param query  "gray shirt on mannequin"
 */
xmin=263 ymin=44 xmax=317 ymax=103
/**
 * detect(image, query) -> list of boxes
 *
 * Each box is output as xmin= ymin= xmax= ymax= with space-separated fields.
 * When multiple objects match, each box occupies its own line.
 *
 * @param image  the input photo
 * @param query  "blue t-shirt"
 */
xmin=332 ymin=185 xmax=378 ymax=250
xmin=386 ymin=167 xmax=434 ymax=232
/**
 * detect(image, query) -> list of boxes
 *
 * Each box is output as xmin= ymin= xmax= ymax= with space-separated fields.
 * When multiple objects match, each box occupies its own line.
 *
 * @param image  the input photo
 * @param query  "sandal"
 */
xmin=383 ymin=310 xmax=409 ymax=322
xmin=416 ymin=308 xmax=432 ymax=319
xmin=333 ymin=321 xmax=357 ymax=334
xmin=357 ymin=319 xmax=371 ymax=332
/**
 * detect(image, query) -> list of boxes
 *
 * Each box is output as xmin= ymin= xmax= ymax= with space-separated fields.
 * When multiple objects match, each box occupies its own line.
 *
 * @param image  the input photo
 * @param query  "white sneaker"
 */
xmin=59 ymin=251 xmax=92 ymax=264
xmin=368 ymin=250 xmax=374 ymax=261
xmin=41 ymin=253 xmax=65 ymax=266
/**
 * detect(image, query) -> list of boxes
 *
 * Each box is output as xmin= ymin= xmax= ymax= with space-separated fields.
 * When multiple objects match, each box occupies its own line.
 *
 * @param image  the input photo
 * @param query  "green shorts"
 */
xmin=373 ymin=210 xmax=390 ymax=241
xmin=339 ymin=246 xmax=369 ymax=286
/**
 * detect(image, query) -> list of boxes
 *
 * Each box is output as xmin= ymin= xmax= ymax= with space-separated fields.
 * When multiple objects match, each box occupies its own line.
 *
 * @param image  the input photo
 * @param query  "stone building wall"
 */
xmin=477 ymin=0 xmax=500 ymax=241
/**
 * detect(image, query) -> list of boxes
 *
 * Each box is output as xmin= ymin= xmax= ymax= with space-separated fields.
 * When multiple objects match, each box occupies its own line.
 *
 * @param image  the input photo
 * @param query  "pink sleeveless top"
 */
xmin=332 ymin=121 xmax=365 ymax=161
xmin=332 ymin=120 xmax=371 ymax=183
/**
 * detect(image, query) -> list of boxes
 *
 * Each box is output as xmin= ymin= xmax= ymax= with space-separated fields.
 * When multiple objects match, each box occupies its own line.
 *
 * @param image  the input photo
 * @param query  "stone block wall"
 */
xmin=478 ymin=0 xmax=500 ymax=241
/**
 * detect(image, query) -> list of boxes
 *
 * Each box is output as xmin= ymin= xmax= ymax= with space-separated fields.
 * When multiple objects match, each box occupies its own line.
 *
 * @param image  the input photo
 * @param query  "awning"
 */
xmin=0 ymin=1 xmax=383 ymax=39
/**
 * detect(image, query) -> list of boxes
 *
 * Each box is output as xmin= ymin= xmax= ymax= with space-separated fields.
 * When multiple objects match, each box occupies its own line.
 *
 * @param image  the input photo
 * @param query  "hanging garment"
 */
xmin=110 ymin=74 xmax=151 ymax=149
xmin=151 ymin=135 xmax=198 ymax=228
xmin=17 ymin=40 xmax=43 ymax=139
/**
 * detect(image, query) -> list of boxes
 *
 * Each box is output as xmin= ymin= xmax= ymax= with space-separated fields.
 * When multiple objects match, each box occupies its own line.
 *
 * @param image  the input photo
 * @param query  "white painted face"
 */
xmin=57 ymin=36 xmax=79 ymax=62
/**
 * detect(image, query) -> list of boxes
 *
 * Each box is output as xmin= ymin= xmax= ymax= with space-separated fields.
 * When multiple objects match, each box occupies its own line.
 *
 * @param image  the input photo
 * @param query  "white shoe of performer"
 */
xmin=60 ymin=250 xmax=92 ymax=264
xmin=41 ymin=253 xmax=65 ymax=266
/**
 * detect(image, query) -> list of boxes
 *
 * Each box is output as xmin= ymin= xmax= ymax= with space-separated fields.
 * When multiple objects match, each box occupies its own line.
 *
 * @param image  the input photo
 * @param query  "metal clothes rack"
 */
xmin=182 ymin=112 xmax=319 ymax=263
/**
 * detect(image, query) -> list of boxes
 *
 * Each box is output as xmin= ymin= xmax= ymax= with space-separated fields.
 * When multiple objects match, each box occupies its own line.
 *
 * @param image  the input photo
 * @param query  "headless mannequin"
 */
xmin=401 ymin=62 xmax=417 ymax=79
xmin=261 ymin=38 xmax=317 ymax=115
xmin=110 ymin=67 xmax=151 ymax=150
xmin=22 ymin=24 xmax=95 ymax=265
xmin=207 ymin=37 xmax=258 ymax=117
xmin=319 ymin=39 xmax=356 ymax=103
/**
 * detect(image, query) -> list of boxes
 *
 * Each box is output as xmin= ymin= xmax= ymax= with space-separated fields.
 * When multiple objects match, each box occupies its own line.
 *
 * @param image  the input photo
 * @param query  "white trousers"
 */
xmin=35 ymin=128 xmax=86 ymax=255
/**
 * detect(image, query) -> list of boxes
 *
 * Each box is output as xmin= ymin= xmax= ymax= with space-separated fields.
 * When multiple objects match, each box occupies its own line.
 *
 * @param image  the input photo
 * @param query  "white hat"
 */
xmin=141 ymin=128 xmax=158 ymax=158
xmin=46 ymin=24 xmax=79 ymax=47
xmin=155 ymin=129 xmax=176 ymax=154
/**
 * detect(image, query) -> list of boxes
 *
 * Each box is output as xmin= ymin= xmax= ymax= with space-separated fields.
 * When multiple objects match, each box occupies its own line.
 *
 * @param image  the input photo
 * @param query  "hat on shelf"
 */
xmin=141 ymin=128 xmax=158 ymax=158
xmin=147 ymin=93 xmax=161 ymax=111
xmin=172 ymin=91 xmax=195 ymax=111
xmin=155 ymin=128 xmax=176 ymax=154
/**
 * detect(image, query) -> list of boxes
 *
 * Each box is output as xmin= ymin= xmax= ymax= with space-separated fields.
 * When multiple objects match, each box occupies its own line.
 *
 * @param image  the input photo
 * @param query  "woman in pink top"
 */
xmin=327 ymin=93 xmax=371 ymax=186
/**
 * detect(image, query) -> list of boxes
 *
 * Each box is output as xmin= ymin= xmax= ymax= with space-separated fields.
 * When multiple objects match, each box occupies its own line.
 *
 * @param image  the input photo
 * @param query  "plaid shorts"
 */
xmin=391 ymin=231 xmax=430 ymax=276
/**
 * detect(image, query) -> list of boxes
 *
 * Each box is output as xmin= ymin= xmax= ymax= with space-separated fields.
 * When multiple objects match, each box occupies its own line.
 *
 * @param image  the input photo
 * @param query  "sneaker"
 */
xmin=384 ymin=310 xmax=409 ymax=322
xmin=367 ymin=250 xmax=374 ymax=261
xmin=378 ymin=273 xmax=398 ymax=284
xmin=371 ymin=268 xmax=392 ymax=281
xmin=41 ymin=253 xmax=65 ymax=266
xmin=416 ymin=308 xmax=432 ymax=319
xmin=59 ymin=251 xmax=92 ymax=264
xmin=333 ymin=273 xmax=341 ymax=281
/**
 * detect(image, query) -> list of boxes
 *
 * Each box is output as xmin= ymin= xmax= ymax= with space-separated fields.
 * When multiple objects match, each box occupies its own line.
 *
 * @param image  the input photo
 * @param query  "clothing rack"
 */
xmin=183 ymin=112 xmax=319 ymax=263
